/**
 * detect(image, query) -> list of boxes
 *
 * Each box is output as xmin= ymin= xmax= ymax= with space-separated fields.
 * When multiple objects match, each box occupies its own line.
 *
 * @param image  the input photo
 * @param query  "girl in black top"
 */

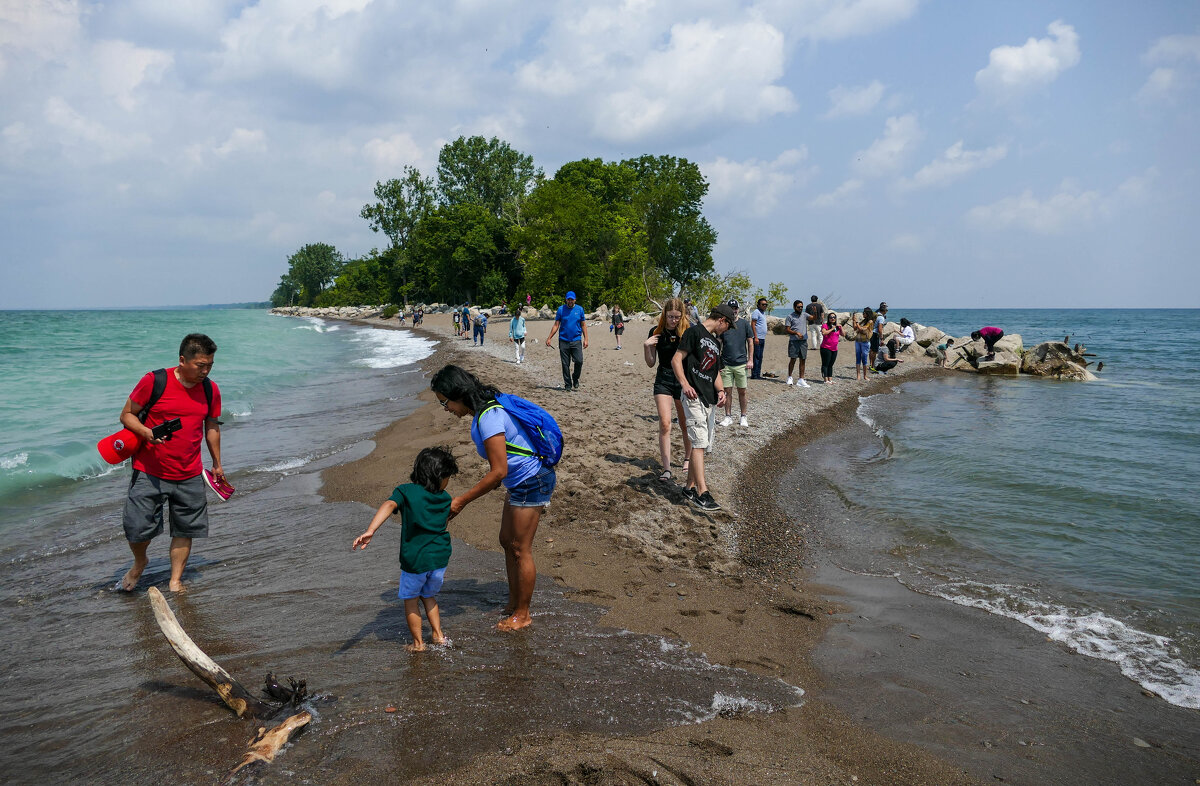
xmin=642 ymin=297 xmax=691 ymax=482
xmin=612 ymin=305 xmax=625 ymax=350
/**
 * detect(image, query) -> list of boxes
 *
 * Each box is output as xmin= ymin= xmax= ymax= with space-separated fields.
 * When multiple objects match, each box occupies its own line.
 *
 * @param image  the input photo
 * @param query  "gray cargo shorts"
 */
xmin=122 ymin=471 xmax=209 ymax=542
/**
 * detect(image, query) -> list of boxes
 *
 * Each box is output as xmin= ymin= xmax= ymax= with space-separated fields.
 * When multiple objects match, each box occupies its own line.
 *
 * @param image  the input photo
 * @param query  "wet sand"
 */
xmin=319 ymin=313 xmax=1197 ymax=785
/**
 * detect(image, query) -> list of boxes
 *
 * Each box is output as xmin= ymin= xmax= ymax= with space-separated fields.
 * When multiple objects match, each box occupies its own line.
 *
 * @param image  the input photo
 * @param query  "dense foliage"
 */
xmin=271 ymin=135 xmax=784 ymax=312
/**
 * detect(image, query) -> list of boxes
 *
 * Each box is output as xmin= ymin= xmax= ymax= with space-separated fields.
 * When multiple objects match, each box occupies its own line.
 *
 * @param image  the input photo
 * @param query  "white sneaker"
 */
xmin=786 ymin=376 xmax=794 ymax=385
xmin=719 ymin=415 xmax=733 ymax=427
xmin=797 ymin=379 xmax=810 ymax=388
xmin=739 ymin=416 xmax=749 ymax=427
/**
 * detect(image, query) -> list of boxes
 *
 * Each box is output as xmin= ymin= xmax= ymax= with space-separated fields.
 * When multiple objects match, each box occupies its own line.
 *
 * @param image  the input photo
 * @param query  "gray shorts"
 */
xmin=788 ymin=338 xmax=808 ymax=359
xmin=123 ymin=471 xmax=210 ymax=542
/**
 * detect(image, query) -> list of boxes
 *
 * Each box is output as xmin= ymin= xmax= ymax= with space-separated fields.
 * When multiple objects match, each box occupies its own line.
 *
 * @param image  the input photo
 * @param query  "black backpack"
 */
xmin=137 ymin=368 xmax=214 ymax=423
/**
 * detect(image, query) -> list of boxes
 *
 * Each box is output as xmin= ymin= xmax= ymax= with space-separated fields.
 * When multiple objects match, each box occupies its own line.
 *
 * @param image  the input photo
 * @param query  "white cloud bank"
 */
xmin=967 ymin=170 xmax=1156 ymax=235
xmin=1138 ymin=32 xmax=1200 ymax=103
xmin=853 ymin=113 xmax=922 ymax=177
xmin=824 ymin=80 xmax=885 ymax=118
xmin=975 ymin=20 xmax=1080 ymax=100
xmin=897 ymin=140 xmax=1007 ymax=191
xmin=703 ymin=148 xmax=813 ymax=216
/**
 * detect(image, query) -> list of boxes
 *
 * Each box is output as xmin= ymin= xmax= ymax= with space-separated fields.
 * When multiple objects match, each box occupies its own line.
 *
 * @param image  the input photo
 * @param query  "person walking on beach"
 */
xmin=352 ymin=447 xmax=459 ymax=652
xmin=819 ymin=311 xmax=841 ymax=384
xmin=784 ymin=300 xmax=810 ymax=388
xmin=749 ymin=297 xmax=769 ymax=379
xmin=473 ymin=312 xmax=488 ymax=346
xmin=804 ymin=295 xmax=825 ymax=349
xmin=460 ymin=304 xmax=471 ymax=338
xmin=972 ymin=326 xmax=1005 ymax=360
xmin=431 ymin=365 xmax=557 ymax=631
xmin=508 ymin=307 xmax=527 ymax=364
xmin=611 ymin=305 xmax=625 ymax=350
xmin=116 ymin=333 xmax=225 ymax=593
xmin=643 ymin=297 xmax=692 ymax=483
xmin=545 ymin=291 xmax=588 ymax=390
xmin=718 ymin=299 xmax=754 ymax=427
xmin=851 ymin=308 xmax=875 ymax=381
xmin=453 ymin=310 xmax=460 ymax=335
xmin=671 ymin=303 xmax=734 ymax=512
xmin=870 ymin=302 xmax=888 ymax=370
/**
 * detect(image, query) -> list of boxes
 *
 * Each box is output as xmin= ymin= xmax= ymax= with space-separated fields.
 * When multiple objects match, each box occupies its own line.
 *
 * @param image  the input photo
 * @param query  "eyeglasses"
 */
xmin=665 ymin=312 xmax=682 ymax=320
xmin=438 ymin=397 xmax=450 ymax=410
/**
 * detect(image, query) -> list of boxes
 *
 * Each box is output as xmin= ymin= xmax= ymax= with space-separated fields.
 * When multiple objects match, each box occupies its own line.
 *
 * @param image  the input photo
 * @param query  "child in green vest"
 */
xmin=353 ymin=446 xmax=459 ymax=651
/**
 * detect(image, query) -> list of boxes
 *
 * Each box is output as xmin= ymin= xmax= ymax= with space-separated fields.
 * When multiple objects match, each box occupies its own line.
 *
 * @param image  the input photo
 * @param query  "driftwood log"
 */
xmin=147 ymin=587 xmax=274 ymax=718
xmin=147 ymin=587 xmax=312 ymax=776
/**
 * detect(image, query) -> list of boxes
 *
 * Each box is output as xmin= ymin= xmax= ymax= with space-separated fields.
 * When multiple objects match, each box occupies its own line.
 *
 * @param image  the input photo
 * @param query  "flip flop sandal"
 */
xmin=658 ymin=470 xmax=673 ymax=482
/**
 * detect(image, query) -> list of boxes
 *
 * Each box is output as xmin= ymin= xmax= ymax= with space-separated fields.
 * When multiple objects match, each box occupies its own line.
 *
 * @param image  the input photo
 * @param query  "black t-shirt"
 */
xmin=677 ymin=323 xmax=723 ymax=406
xmin=805 ymin=301 xmax=825 ymax=325
xmin=649 ymin=326 xmax=681 ymax=382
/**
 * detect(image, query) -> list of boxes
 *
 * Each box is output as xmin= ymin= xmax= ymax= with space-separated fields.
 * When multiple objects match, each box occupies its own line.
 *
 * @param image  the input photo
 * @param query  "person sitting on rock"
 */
xmin=971 ymin=326 xmax=1005 ymax=361
xmin=896 ymin=318 xmax=915 ymax=349
xmin=875 ymin=339 xmax=905 ymax=373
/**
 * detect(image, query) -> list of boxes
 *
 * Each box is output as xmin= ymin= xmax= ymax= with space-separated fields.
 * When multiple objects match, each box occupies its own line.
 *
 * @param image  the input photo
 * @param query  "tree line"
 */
xmin=270 ymin=136 xmax=784 ymax=312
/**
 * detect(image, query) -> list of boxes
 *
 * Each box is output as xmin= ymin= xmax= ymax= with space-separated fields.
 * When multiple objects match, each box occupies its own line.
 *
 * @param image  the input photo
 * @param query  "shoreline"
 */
xmin=312 ymin=313 xmax=1194 ymax=784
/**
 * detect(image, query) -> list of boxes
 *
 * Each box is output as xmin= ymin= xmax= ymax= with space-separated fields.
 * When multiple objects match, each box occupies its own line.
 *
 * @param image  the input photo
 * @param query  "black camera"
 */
xmin=151 ymin=418 xmax=183 ymax=441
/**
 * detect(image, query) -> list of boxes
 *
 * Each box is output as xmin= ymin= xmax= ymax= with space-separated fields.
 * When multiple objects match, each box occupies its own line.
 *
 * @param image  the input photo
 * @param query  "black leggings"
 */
xmin=820 ymin=347 xmax=837 ymax=378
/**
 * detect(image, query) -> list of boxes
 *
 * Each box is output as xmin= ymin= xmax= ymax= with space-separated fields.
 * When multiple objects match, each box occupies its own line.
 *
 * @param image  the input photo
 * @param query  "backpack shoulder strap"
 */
xmin=137 ymin=368 xmax=169 ymax=423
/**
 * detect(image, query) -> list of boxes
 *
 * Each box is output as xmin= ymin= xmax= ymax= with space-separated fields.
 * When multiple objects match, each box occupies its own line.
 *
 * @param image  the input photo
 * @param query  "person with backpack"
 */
xmin=431 ymin=364 xmax=561 ymax=631
xmin=115 ymin=333 xmax=224 ymax=593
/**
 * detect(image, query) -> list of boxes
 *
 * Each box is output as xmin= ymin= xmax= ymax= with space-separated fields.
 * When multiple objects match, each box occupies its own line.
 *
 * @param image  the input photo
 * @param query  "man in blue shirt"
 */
xmin=545 ymin=291 xmax=589 ymax=390
xmin=749 ymin=297 xmax=769 ymax=379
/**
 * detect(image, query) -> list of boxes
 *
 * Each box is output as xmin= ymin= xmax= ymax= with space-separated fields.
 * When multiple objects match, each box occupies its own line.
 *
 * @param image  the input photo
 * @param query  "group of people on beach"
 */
xmin=113 ymin=304 xmax=1006 ymax=652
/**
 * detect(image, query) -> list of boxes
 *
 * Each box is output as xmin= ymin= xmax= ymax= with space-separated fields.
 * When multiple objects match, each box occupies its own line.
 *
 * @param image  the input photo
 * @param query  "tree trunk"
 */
xmin=147 ymin=587 xmax=274 ymax=719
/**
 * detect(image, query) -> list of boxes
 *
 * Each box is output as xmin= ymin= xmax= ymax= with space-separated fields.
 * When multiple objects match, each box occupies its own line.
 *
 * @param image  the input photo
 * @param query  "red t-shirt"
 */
xmin=129 ymin=369 xmax=221 ymax=481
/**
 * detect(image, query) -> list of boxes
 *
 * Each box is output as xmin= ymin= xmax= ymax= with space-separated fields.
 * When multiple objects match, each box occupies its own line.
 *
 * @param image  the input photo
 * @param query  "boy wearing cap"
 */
xmin=671 ymin=304 xmax=734 ymax=512
xmin=545 ymin=291 xmax=589 ymax=390
xmin=718 ymin=299 xmax=754 ymax=427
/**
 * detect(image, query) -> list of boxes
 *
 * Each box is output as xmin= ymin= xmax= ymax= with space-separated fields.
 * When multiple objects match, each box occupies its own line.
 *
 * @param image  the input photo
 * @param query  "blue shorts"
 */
xmin=855 ymin=341 xmax=870 ymax=366
xmin=506 ymin=464 xmax=556 ymax=508
xmin=398 ymin=567 xmax=446 ymax=600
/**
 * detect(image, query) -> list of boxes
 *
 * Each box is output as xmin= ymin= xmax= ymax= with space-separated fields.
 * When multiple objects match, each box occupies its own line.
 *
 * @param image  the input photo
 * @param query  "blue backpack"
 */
xmin=476 ymin=393 xmax=563 ymax=467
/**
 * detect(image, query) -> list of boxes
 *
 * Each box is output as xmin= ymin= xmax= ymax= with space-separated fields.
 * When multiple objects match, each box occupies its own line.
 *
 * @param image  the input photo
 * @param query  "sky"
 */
xmin=1 ymin=0 xmax=1198 ymax=309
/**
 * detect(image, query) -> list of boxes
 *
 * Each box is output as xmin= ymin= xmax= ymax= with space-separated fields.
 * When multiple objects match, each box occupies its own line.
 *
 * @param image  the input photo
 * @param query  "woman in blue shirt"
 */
xmin=431 ymin=364 xmax=556 ymax=631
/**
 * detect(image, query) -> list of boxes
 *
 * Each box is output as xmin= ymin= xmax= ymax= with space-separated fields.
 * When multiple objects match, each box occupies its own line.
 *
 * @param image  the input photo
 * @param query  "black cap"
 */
xmin=711 ymin=303 xmax=737 ymax=324
xmin=726 ymin=298 xmax=740 ymax=311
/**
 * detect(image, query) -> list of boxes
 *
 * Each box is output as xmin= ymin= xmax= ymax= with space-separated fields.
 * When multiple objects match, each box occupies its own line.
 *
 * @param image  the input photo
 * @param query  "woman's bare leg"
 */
xmin=497 ymin=501 xmax=541 ymax=631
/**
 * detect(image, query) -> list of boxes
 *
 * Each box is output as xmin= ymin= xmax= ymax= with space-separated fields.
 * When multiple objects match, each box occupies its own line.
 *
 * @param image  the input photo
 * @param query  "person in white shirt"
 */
xmin=896 ymin=318 xmax=915 ymax=350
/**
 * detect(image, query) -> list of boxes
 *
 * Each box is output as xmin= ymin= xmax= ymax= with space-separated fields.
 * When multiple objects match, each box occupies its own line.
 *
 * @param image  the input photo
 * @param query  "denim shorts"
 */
xmin=398 ymin=566 xmax=446 ymax=599
xmin=506 ymin=464 xmax=556 ymax=508
xmin=855 ymin=341 xmax=871 ymax=366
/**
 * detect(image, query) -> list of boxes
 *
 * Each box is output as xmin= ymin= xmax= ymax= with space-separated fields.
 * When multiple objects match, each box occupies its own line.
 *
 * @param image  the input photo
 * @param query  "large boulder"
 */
xmin=914 ymin=324 xmax=947 ymax=348
xmin=767 ymin=315 xmax=788 ymax=335
xmin=592 ymin=304 xmax=611 ymax=322
xmin=975 ymin=350 xmax=1022 ymax=375
xmin=1020 ymin=342 xmax=1097 ymax=381
xmin=537 ymin=306 xmax=555 ymax=320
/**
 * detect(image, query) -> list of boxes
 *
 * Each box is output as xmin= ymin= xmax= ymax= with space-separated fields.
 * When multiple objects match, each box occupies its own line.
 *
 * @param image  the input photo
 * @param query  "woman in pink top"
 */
xmin=972 ymin=326 xmax=1005 ymax=360
xmin=819 ymin=311 xmax=841 ymax=384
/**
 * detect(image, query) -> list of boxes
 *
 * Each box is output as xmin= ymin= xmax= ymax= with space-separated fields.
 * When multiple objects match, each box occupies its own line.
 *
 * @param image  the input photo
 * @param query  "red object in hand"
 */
xmin=97 ymin=428 xmax=142 ymax=464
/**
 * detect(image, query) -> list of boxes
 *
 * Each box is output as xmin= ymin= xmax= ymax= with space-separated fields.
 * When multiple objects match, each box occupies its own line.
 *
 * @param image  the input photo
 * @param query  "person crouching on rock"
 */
xmin=352 ymin=446 xmax=459 ymax=652
xmin=972 ymin=327 xmax=1004 ymax=361
xmin=432 ymin=364 xmax=557 ymax=631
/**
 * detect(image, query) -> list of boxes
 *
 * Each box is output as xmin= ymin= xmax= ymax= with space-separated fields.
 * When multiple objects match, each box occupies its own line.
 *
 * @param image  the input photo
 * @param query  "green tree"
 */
xmin=409 ymin=203 xmax=507 ymax=303
xmin=623 ymin=154 xmax=717 ymax=292
xmin=315 ymin=249 xmax=391 ymax=306
xmin=751 ymin=281 xmax=790 ymax=312
xmin=287 ymin=242 xmax=344 ymax=306
xmin=270 ymin=272 xmax=300 ymax=307
xmin=437 ymin=136 xmax=541 ymax=219
xmin=360 ymin=166 xmax=435 ymax=249
xmin=688 ymin=270 xmax=753 ymax=313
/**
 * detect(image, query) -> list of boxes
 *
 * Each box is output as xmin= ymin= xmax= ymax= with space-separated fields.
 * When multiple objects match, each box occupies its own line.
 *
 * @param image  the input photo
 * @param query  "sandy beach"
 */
xmin=316 ymin=311 xmax=1197 ymax=785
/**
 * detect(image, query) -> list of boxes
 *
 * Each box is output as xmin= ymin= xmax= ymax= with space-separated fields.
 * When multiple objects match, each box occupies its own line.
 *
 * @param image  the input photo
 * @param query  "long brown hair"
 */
xmin=653 ymin=297 xmax=689 ymax=337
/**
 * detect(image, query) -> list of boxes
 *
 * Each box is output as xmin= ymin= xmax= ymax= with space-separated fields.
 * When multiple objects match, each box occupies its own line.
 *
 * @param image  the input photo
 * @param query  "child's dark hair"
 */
xmin=411 ymin=446 xmax=459 ymax=493
xmin=946 ymin=337 xmax=955 ymax=346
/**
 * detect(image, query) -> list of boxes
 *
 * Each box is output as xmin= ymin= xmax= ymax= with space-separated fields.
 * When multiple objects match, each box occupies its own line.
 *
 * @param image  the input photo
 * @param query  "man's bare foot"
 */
xmin=405 ymin=642 xmax=427 ymax=652
xmin=116 ymin=566 xmax=143 ymax=592
xmin=167 ymin=580 xmax=186 ymax=593
xmin=496 ymin=614 xmax=532 ymax=632
xmin=431 ymin=634 xmax=448 ymax=646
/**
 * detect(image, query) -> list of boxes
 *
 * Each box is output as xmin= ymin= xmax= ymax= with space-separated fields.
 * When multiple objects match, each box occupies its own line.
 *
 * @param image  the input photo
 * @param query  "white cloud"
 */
xmin=92 ymin=40 xmax=173 ymax=111
xmin=1144 ymin=33 xmax=1200 ymax=65
xmin=757 ymin=0 xmax=919 ymax=42
xmin=824 ymin=80 xmax=885 ymax=118
xmin=215 ymin=128 xmax=267 ymax=156
xmin=967 ymin=171 xmax=1155 ymax=234
xmin=896 ymin=140 xmax=1007 ymax=191
xmin=888 ymin=232 xmax=925 ymax=252
xmin=0 ymin=0 xmax=83 ymax=75
xmin=853 ymin=113 xmax=921 ymax=177
xmin=1137 ymin=67 xmax=1181 ymax=103
xmin=975 ymin=20 xmax=1080 ymax=100
xmin=363 ymin=133 xmax=424 ymax=172
xmin=519 ymin=13 xmax=797 ymax=144
xmin=703 ymin=148 xmax=813 ymax=216
xmin=809 ymin=178 xmax=863 ymax=208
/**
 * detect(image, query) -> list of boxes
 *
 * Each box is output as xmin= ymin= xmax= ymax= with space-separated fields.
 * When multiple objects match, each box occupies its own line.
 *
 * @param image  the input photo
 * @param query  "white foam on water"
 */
xmin=1 ymin=453 xmax=29 ymax=470
xmin=256 ymin=457 xmax=311 ymax=473
xmin=933 ymin=580 xmax=1200 ymax=710
xmin=855 ymin=395 xmax=885 ymax=437
xmin=292 ymin=317 xmax=340 ymax=333
xmin=350 ymin=328 xmax=436 ymax=369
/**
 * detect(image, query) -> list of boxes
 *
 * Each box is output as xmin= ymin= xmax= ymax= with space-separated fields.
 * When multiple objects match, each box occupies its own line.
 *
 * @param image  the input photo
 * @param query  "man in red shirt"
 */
xmin=117 ymin=334 xmax=225 ymax=592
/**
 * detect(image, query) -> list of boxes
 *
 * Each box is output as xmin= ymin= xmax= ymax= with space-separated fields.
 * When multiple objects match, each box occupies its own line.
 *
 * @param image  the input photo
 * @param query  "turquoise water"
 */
xmin=814 ymin=308 xmax=1200 ymax=709
xmin=0 ymin=310 xmax=436 ymax=551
